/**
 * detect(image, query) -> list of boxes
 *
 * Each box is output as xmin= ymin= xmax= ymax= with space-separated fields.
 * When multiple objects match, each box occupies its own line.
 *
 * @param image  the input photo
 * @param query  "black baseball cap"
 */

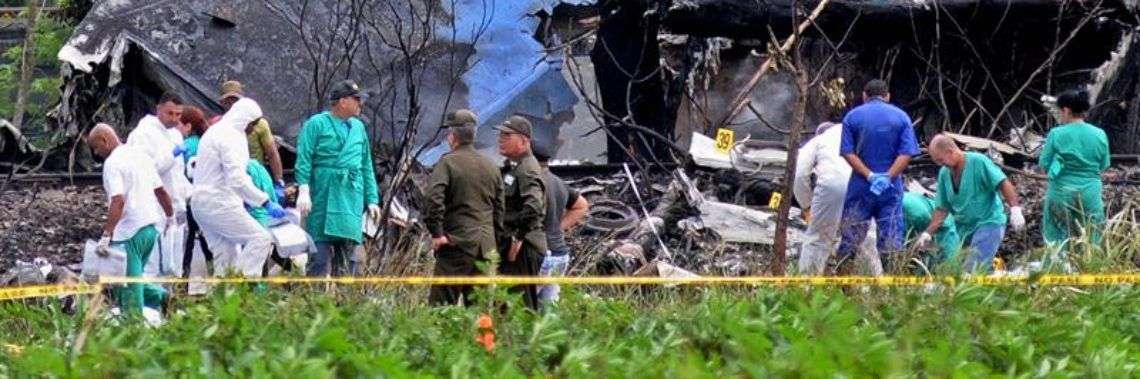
xmin=329 ymin=80 xmax=364 ymax=102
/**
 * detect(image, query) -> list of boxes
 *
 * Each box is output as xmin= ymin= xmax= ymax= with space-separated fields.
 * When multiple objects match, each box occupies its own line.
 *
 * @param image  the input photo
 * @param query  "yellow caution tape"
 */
xmin=1 ymin=274 xmax=1138 ymax=302
xmin=0 ymin=283 xmax=102 ymax=301
xmin=91 ymin=274 xmax=1140 ymax=286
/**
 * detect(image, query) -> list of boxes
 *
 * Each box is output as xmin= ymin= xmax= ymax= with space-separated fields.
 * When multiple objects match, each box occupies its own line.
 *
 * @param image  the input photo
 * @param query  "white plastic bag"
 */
xmin=145 ymin=223 xmax=185 ymax=277
xmin=271 ymin=222 xmax=316 ymax=257
xmin=81 ymin=239 xmax=127 ymax=277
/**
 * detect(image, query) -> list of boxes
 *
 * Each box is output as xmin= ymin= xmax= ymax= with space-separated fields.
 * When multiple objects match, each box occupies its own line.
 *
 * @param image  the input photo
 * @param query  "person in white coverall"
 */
xmin=191 ymin=98 xmax=287 ymax=277
xmin=793 ymin=121 xmax=881 ymax=275
xmin=127 ymin=92 xmax=191 ymax=222
xmin=127 ymin=92 xmax=193 ymax=276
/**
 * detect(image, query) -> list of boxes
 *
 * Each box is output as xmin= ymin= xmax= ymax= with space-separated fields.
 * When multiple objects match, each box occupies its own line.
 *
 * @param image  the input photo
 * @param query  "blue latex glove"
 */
xmin=869 ymin=173 xmax=891 ymax=195
xmin=273 ymin=182 xmax=286 ymax=202
xmin=172 ymin=144 xmax=186 ymax=158
xmin=265 ymin=201 xmax=288 ymax=219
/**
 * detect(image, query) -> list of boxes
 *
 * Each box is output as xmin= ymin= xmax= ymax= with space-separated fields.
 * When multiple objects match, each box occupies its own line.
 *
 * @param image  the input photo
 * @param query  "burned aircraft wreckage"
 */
xmin=7 ymin=0 xmax=1139 ymax=275
xmin=43 ymin=0 xmax=1140 ymax=163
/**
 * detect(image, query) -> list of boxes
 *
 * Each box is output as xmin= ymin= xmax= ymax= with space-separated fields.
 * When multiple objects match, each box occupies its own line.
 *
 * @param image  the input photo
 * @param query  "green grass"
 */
xmin=2 ymin=284 xmax=1139 ymax=377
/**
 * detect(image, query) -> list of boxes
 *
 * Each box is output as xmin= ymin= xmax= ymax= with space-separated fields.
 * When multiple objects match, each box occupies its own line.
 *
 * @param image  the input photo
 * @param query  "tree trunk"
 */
xmin=773 ymin=1 xmax=811 ymax=276
xmin=13 ymin=0 xmax=42 ymax=129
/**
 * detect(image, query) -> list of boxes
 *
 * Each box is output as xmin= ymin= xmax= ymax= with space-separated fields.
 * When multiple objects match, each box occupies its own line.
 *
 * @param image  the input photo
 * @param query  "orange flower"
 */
xmin=475 ymin=331 xmax=496 ymax=351
xmin=476 ymin=314 xmax=494 ymax=330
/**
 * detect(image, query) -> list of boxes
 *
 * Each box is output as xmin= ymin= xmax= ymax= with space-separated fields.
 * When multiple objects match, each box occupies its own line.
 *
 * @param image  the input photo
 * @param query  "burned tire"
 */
xmin=583 ymin=199 xmax=639 ymax=236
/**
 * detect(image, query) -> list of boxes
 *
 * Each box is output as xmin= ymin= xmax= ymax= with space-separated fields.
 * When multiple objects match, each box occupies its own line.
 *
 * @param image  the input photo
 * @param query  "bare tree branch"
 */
xmin=717 ymin=0 xmax=831 ymax=129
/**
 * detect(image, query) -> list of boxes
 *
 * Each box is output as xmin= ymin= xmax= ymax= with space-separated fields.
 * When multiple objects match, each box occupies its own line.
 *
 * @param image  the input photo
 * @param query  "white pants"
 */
xmin=144 ymin=222 xmax=185 ymax=277
xmin=798 ymin=181 xmax=882 ymax=276
xmin=191 ymin=194 xmax=272 ymax=278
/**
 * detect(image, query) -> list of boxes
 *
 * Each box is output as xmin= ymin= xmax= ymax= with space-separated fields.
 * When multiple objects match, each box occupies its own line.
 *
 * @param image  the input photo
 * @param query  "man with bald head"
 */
xmin=918 ymin=134 xmax=1025 ymax=272
xmin=88 ymin=123 xmax=175 ymax=315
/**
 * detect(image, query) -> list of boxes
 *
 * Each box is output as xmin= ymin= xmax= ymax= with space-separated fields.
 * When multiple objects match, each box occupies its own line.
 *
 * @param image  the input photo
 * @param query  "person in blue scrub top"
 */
xmin=836 ymin=79 xmax=921 ymax=272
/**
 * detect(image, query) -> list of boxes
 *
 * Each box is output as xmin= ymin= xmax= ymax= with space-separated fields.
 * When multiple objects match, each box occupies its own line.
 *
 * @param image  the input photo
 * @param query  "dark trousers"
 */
xmin=262 ymin=247 xmax=295 ymax=277
xmin=182 ymin=201 xmax=213 ymax=278
xmin=428 ymin=247 xmax=483 ymax=306
xmin=499 ymin=247 xmax=543 ymax=310
xmin=307 ymin=241 xmax=357 ymax=277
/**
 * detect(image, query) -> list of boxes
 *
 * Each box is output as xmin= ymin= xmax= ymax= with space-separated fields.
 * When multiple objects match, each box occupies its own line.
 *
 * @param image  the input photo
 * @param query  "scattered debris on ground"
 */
xmin=7 ymin=132 xmax=1140 ymax=277
xmin=0 ymin=184 xmax=105 ymax=272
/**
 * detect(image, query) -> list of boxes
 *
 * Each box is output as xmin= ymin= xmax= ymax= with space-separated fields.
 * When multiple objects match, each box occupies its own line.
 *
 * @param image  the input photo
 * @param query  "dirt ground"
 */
xmin=0 ymin=183 xmax=106 ymax=271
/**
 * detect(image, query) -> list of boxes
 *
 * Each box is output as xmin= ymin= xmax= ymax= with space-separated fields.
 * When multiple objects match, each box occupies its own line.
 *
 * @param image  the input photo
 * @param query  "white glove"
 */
xmin=96 ymin=236 xmax=111 ymax=257
xmin=165 ymin=216 xmax=176 ymax=234
xmin=915 ymin=232 xmax=933 ymax=249
xmin=297 ymin=185 xmax=312 ymax=215
xmin=1009 ymin=206 xmax=1026 ymax=232
xmin=368 ymin=204 xmax=382 ymax=221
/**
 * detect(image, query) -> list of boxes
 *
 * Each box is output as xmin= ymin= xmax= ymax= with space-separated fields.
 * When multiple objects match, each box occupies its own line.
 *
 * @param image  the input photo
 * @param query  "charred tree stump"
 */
xmin=591 ymin=0 xmax=673 ymax=164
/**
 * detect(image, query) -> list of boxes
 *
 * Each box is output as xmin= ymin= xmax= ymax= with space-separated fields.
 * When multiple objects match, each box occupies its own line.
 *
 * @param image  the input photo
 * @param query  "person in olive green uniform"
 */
xmin=496 ymin=115 xmax=546 ymax=310
xmin=1039 ymin=90 xmax=1110 ymax=248
xmin=425 ymin=110 xmax=505 ymax=306
xmin=902 ymin=192 xmax=961 ymax=270
xmin=295 ymin=80 xmax=382 ymax=277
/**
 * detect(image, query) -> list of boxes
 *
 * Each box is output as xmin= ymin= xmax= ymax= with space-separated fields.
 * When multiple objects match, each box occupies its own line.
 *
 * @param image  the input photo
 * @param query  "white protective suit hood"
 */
xmin=188 ymin=96 xmax=275 ymax=279
xmin=191 ymin=96 xmax=269 ymax=208
xmin=217 ymin=98 xmax=263 ymax=133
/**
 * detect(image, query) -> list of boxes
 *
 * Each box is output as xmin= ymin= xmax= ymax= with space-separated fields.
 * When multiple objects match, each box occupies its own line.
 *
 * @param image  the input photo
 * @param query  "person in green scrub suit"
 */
xmin=1039 ymin=89 xmax=1110 ymax=249
xmin=87 ymin=124 xmax=175 ymax=315
xmin=902 ymin=192 xmax=961 ymax=270
xmin=918 ymin=134 xmax=1025 ymax=273
xmin=245 ymin=159 xmax=278 ymax=227
xmin=294 ymin=80 xmax=381 ymax=277
xmin=243 ymin=159 xmax=296 ymax=276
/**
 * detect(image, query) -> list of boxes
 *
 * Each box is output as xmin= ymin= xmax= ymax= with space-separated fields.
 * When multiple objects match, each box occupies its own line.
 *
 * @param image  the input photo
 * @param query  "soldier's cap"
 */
xmin=220 ymin=80 xmax=244 ymax=101
xmin=329 ymin=79 xmax=365 ymax=102
xmin=443 ymin=109 xmax=478 ymax=127
xmin=496 ymin=115 xmax=532 ymax=138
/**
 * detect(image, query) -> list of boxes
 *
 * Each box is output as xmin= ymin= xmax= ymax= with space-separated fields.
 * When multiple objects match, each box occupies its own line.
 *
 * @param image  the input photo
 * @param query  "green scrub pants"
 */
xmin=112 ymin=225 xmax=168 ymax=314
xmin=1043 ymin=182 xmax=1105 ymax=248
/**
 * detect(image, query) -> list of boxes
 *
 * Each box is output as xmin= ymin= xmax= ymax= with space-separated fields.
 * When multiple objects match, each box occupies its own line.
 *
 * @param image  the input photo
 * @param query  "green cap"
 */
xmin=443 ymin=109 xmax=478 ymax=127
xmin=496 ymin=115 xmax=532 ymax=138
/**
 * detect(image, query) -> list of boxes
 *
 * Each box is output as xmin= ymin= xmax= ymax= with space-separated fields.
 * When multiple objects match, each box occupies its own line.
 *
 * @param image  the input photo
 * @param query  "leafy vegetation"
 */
xmin=0 ymin=4 xmax=73 ymax=127
xmin=2 ymin=283 xmax=1139 ymax=377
